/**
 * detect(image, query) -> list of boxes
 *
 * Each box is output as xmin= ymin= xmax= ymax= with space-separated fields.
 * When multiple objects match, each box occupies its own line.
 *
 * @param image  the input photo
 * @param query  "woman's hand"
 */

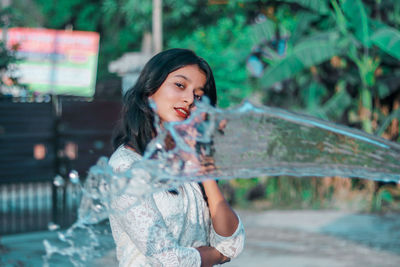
xmin=220 ymin=254 xmax=231 ymax=264
xmin=196 ymin=246 xmax=230 ymax=266
xmin=197 ymin=118 xmax=227 ymax=174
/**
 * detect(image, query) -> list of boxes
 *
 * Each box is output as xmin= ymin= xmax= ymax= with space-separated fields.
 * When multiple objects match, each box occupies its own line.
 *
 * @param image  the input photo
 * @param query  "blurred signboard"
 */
xmin=0 ymin=28 xmax=100 ymax=97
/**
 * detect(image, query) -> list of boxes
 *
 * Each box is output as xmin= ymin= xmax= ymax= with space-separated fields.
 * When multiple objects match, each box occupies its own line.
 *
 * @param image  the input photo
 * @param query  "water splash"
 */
xmin=47 ymin=222 xmax=60 ymax=231
xmin=53 ymin=175 xmax=65 ymax=187
xmin=142 ymin=99 xmax=400 ymax=184
xmin=69 ymin=170 xmax=80 ymax=184
xmin=43 ymin=99 xmax=400 ymax=266
xmin=210 ymin=101 xmax=400 ymax=182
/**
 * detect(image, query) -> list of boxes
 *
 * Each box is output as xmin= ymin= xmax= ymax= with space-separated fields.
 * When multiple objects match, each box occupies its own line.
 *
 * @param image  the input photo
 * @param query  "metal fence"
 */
xmin=0 ymin=97 xmax=121 ymax=235
xmin=0 ymin=181 xmax=82 ymax=234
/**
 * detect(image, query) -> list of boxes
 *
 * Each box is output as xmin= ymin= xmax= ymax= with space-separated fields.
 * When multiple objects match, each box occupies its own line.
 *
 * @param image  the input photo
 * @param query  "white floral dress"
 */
xmin=108 ymin=145 xmax=245 ymax=267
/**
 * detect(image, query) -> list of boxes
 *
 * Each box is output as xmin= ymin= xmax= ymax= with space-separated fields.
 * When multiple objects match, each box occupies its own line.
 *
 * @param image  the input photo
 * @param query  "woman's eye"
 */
xmin=194 ymin=94 xmax=202 ymax=100
xmin=175 ymin=82 xmax=184 ymax=89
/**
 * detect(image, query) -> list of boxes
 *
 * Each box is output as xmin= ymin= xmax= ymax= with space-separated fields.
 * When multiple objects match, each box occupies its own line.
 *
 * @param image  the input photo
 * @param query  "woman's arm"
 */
xmin=196 ymin=119 xmax=239 ymax=237
xmin=201 ymin=177 xmax=245 ymax=259
xmin=195 ymin=141 xmax=244 ymax=259
xmin=202 ymin=179 xmax=239 ymax=236
xmin=196 ymin=246 xmax=230 ymax=267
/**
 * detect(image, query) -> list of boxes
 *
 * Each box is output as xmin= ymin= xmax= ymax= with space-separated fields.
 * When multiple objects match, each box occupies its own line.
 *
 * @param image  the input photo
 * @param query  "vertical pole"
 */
xmin=152 ymin=0 xmax=162 ymax=53
xmin=1 ymin=0 xmax=11 ymax=44
xmin=52 ymin=95 xmax=61 ymax=225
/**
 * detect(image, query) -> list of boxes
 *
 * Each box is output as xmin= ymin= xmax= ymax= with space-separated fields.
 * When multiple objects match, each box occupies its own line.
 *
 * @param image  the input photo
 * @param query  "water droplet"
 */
xmin=94 ymin=140 xmax=104 ymax=150
xmin=94 ymin=204 xmax=104 ymax=212
xmin=57 ymin=232 xmax=66 ymax=242
xmin=69 ymin=170 xmax=80 ymax=184
xmin=48 ymin=222 xmax=60 ymax=231
xmin=53 ymin=175 xmax=65 ymax=187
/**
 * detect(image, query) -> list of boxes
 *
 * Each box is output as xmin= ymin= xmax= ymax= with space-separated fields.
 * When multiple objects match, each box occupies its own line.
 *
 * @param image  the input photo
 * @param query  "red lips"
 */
xmin=174 ymin=107 xmax=189 ymax=119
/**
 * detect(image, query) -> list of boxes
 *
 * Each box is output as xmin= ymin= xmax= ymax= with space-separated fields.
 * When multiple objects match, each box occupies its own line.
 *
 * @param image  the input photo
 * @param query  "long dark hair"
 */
xmin=113 ymin=48 xmax=217 ymax=154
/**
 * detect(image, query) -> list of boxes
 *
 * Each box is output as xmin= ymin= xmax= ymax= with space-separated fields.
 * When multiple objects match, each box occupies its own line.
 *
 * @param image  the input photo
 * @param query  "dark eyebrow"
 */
xmin=173 ymin=74 xmax=191 ymax=82
xmin=173 ymin=74 xmax=204 ymax=90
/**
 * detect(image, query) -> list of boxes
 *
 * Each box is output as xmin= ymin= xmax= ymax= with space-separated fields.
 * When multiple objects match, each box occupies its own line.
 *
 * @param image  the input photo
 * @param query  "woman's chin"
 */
xmin=171 ymin=116 xmax=188 ymax=122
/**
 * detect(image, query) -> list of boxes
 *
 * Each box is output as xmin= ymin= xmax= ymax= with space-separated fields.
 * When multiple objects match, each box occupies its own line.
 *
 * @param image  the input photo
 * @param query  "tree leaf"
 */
xmin=301 ymin=81 xmax=328 ymax=115
xmin=261 ymin=31 xmax=342 ymax=88
xmin=380 ymin=190 xmax=393 ymax=203
xmin=340 ymin=0 xmax=370 ymax=46
xmin=370 ymin=26 xmax=400 ymax=60
xmin=250 ymin=18 xmax=276 ymax=44
xmin=319 ymin=83 xmax=352 ymax=120
xmin=278 ymin=0 xmax=330 ymax=15
xmin=376 ymin=108 xmax=400 ymax=136
xmin=290 ymin=11 xmax=319 ymax=45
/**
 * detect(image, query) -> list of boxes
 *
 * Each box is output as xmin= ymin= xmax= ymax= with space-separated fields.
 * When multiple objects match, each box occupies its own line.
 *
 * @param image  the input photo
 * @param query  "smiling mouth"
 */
xmin=174 ymin=107 xmax=189 ymax=119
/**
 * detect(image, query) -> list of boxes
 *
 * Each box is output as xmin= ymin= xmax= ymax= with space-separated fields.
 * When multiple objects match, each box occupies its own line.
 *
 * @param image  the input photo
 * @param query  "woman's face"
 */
xmin=149 ymin=65 xmax=206 ymax=122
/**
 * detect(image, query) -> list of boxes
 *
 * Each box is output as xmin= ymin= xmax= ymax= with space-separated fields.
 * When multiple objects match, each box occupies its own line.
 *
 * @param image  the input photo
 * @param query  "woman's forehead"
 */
xmin=168 ymin=65 xmax=206 ymax=84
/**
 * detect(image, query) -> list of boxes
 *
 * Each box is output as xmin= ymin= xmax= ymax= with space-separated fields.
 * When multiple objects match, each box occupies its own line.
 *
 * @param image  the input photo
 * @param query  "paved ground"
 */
xmin=1 ymin=210 xmax=400 ymax=266
xmin=226 ymin=210 xmax=400 ymax=267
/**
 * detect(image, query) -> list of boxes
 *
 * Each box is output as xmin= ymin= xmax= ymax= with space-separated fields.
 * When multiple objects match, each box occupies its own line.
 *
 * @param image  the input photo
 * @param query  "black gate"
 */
xmin=0 ymin=98 xmax=121 ymax=235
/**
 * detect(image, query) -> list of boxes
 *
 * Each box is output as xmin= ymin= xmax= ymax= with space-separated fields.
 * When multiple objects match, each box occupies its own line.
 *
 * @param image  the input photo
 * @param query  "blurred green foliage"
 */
xmin=236 ymin=0 xmax=400 ymax=211
xmin=168 ymin=15 xmax=253 ymax=107
xmin=0 ymin=7 xmax=22 ymax=89
xmin=0 ymin=41 xmax=17 ymax=84
xmin=245 ymin=0 xmax=400 ymax=137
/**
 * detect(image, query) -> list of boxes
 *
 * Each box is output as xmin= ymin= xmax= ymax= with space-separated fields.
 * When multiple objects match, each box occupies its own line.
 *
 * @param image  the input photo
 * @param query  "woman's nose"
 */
xmin=182 ymin=90 xmax=194 ymax=105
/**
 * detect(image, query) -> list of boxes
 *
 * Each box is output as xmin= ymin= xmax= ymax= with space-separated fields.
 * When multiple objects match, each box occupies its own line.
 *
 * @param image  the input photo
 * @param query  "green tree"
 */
xmin=168 ymin=15 xmax=254 ymax=107
xmin=0 ymin=5 xmax=23 ymax=93
xmin=243 ymin=0 xmax=400 ymax=136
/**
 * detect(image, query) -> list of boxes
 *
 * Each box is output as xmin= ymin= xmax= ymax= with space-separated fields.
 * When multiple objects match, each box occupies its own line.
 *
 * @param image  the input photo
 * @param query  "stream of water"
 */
xmin=43 ymin=99 xmax=400 ymax=266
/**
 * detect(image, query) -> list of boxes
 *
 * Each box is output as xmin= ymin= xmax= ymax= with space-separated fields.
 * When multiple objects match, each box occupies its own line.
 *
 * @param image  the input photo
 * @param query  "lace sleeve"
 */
xmin=111 ymin=193 xmax=201 ymax=266
xmin=209 ymin=215 xmax=245 ymax=258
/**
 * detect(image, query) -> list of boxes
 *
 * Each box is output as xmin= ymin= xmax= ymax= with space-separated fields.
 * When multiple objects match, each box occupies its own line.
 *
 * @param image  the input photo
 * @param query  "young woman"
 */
xmin=108 ymin=48 xmax=245 ymax=266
